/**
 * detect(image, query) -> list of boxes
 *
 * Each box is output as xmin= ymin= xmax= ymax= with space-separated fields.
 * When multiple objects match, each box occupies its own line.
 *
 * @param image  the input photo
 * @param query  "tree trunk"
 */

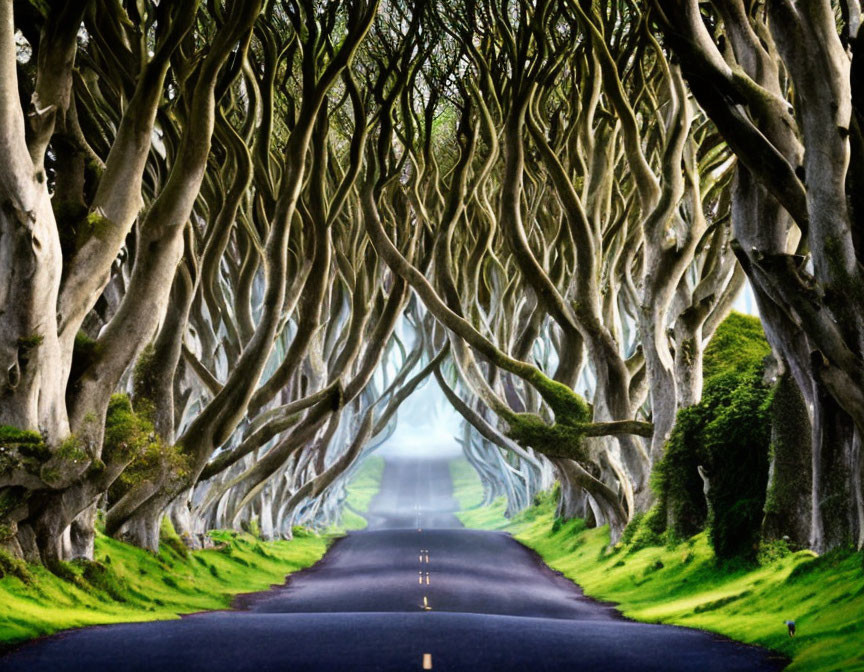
xmin=811 ymin=384 xmax=859 ymax=552
xmin=762 ymin=371 xmax=812 ymax=548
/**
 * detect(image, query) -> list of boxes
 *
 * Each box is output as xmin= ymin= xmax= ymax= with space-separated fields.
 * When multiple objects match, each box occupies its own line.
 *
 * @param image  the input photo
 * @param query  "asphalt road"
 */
xmin=0 ymin=457 xmax=787 ymax=672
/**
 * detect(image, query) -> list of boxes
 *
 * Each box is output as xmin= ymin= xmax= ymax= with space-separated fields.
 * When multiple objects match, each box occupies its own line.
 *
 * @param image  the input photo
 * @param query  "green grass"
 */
xmin=451 ymin=461 xmax=864 ymax=672
xmin=450 ymin=459 xmax=509 ymax=529
xmin=0 ymin=455 xmax=384 ymax=646
xmin=0 ymin=520 xmax=330 ymax=647
xmin=337 ymin=455 xmax=385 ymax=530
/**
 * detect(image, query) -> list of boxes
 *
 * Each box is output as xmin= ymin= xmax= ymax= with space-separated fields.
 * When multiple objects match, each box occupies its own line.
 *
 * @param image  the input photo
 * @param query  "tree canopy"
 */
xmin=0 ymin=0 xmax=862 ymax=566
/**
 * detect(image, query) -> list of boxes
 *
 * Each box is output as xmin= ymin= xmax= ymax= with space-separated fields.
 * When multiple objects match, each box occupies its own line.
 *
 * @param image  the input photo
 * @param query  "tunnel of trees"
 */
xmin=0 ymin=0 xmax=862 ymax=569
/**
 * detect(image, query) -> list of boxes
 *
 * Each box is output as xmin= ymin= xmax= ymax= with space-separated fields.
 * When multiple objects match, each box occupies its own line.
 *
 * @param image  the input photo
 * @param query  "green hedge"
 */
xmin=654 ymin=312 xmax=773 ymax=560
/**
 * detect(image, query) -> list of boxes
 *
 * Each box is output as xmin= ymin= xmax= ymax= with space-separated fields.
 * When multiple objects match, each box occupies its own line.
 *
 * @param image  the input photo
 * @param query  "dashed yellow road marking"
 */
xmin=422 ymin=653 xmax=433 ymax=669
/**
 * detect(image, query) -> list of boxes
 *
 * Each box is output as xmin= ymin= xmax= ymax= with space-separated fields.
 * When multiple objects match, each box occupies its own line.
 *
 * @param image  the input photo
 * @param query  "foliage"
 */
xmin=701 ymin=312 xmax=772 ymax=380
xmin=102 ymin=395 xmax=155 ymax=463
xmin=0 ymin=427 xmax=48 ymax=478
xmin=652 ymin=403 xmax=709 ymax=538
xmin=103 ymin=395 xmax=187 ymax=500
xmin=702 ymin=368 xmax=772 ymax=561
xmin=758 ymin=538 xmax=794 ymax=566
xmin=620 ymin=512 xmax=644 ymax=546
xmin=626 ymin=506 xmax=667 ymax=553
xmin=653 ymin=313 xmax=773 ymax=560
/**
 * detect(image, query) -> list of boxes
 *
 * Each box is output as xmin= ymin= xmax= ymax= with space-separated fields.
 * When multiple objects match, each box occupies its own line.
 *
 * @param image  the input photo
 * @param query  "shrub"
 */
xmin=653 ymin=405 xmax=709 ymax=538
xmin=758 ymin=538 xmax=793 ymax=565
xmin=653 ymin=313 xmax=772 ymax=561
xmin=701 ymin=312 xmax=771 ymax=379
xmin=703 ymin=368 xmax=772 ymax=561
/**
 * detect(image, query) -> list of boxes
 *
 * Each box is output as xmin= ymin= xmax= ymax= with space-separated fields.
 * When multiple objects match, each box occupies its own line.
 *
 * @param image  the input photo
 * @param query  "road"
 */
xmin=0 ymin=457 xmax=787 ymax=671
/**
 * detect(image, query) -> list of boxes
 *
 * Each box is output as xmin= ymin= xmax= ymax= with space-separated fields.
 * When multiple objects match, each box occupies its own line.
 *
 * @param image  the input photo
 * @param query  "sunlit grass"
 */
xmin=335 ymin=455 xmax=385 ymax=531
xmin=450 ymin=459 xmax=509 ymax=529
xmin=451 ymin=460 xmax=864 ymax=672
xmin=0 ymin=455 xmax=386 ymax=647
xmin=0 ymin=521 xmax=330 ymax=647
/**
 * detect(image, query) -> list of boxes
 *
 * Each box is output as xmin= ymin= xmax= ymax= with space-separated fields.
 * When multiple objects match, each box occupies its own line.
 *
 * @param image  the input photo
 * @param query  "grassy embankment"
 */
xmin=335 ymin=455 xmax=385 ymax=531
xmin=451 ymin=459 xmax=864 ymax=672
xmin=0 ymin=454 xmax=385 ymax=646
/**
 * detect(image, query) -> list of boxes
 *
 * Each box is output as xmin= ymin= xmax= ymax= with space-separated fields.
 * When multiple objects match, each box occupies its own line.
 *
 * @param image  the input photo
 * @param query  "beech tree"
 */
xmin=657 ymin=0 xmax=864 ymax=551
xmin=2 ymin=0 xmax=862 ymax=568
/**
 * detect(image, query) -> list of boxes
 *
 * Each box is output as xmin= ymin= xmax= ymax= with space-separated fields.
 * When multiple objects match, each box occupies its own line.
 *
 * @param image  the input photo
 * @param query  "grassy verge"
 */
xmin=450 ymin=458 xmax=508 ymax=529
xmin=451 ymin=460 xmax=864 ymax=672
xmin=337 ymin=455 xmax=385 ymax=530
xmin=0 ymin=520 xmax=329 ymax=647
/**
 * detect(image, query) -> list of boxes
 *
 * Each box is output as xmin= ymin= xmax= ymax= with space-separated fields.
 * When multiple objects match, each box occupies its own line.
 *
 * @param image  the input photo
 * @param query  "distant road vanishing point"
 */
xmin=0 ymin=458 xmax=786 ymax=672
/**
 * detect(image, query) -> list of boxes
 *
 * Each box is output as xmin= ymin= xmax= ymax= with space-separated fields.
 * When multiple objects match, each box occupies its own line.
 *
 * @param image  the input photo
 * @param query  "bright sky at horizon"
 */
xmin=374 ymin=278 xmax=759 ymax=460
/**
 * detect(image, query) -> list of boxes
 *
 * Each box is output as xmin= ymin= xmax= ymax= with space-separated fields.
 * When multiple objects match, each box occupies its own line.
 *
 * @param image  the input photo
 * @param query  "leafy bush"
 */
xmin=652 ymin=405 xmax=709 ymax=539
xmin=758 ymin=538 xmax=793 ymax=565
xmin=705 ymin=374 xmax=772 ymax=560
xmin=653 ymin=313 xmax=773 ymax=561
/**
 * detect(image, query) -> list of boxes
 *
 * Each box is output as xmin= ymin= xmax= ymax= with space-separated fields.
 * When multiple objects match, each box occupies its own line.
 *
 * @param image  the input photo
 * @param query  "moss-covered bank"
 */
xmin=451 ymin=460 xmax=864 ymax=672
xmin=0 ymin=520 xmax=330 ymax=647
xmin=0 ymin=451 xmax=386 ymax=648
xmin=335 ymin=455 xmax=385 ymax=531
